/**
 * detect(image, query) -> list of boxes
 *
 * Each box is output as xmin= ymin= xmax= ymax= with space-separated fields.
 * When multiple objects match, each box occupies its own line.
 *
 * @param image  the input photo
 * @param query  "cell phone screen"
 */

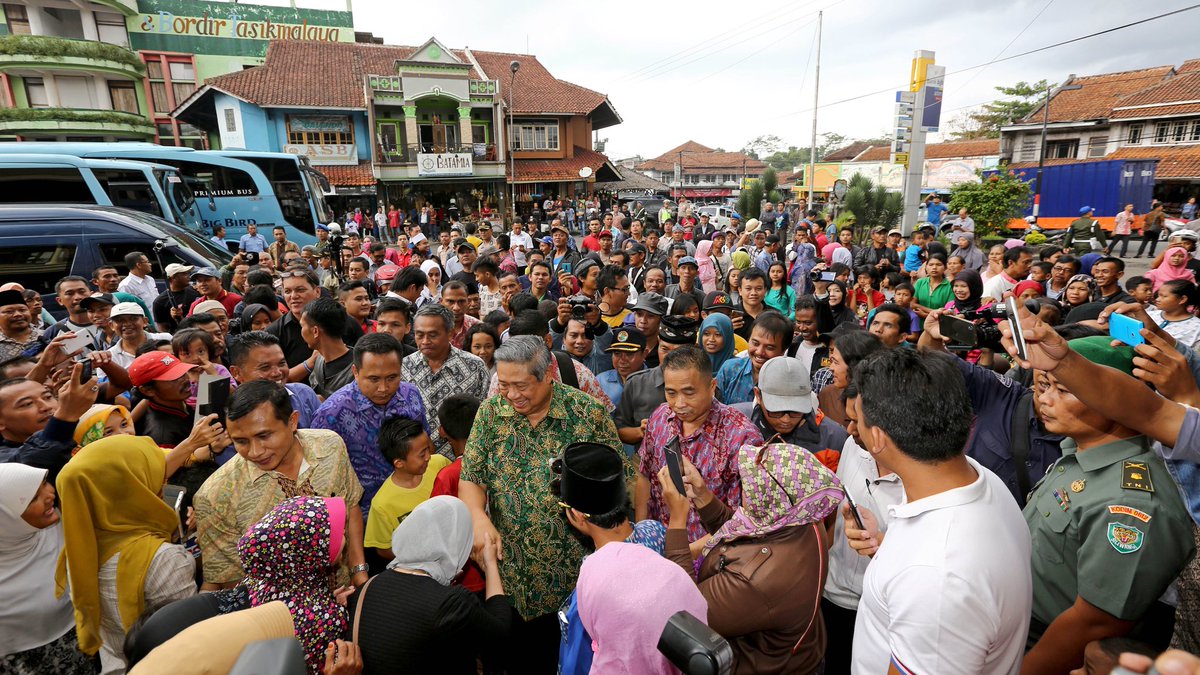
xmin=664 ymin=439 xmax=686 ymax=496
xmin=842 ymin=485 xmax=865 ymax=530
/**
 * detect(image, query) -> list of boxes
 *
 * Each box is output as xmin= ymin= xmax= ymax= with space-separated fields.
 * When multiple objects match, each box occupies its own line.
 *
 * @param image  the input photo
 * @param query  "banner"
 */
xmin=417 ymin=153 xmax=473 ymax=177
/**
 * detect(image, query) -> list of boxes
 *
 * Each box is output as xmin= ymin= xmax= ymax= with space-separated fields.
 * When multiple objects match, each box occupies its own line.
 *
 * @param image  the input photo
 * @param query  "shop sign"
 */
xmin=284 ymin=144 xmax=357 ymax=166
xmin=288 ymin=115 xmax=351 ymax=133
xmin=136 ymin=12 xmax=344 ymax=42
xmin=683 ymin=188 xmax=731 ymax=198
xmin=417 ymin=153 xmax=473 ymax=177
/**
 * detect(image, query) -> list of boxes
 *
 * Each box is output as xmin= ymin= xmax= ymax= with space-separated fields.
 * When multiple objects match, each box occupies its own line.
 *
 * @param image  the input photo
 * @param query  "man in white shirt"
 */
xmin=981 ymin=245 xmax=1033 ymax=302
xmin=116 ymin=250 xmax=159 ymax=308
xmin=948 ymin=208 xmax=976 ymax=233
xmin=508 ymin=219 xmax=534 ymax=267
xmin=106 ymin=303 xmax=171 ymax=369
xmin=846 ymin=349 xmax=1031 ymax=675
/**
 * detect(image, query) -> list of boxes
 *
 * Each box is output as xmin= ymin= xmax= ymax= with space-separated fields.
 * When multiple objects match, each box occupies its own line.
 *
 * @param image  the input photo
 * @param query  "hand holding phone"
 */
xmin=76 ymin=356 xmax=93 ymax=385
xmin=1109 ymin=312 xmax=1146 ymax=347
xmin=664 ymin=439 xmax=687 ymax=497
xmin=842 ymin=485 xmax=865 ymax=530
xmin=1004 ymin=296 xmax=1029 ymax=361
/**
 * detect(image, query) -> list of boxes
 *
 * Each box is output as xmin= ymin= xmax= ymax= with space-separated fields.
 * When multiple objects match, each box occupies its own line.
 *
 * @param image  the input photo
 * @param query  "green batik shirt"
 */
xmin=461 ymin=382 xmax=626 ymax=618
xmin=1023 ymin=435 xmax=1196 ymax=638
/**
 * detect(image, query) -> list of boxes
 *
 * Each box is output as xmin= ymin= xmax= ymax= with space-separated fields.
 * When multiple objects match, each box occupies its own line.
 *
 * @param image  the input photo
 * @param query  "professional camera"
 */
xmin=939 ymin=306 xmax=1004 ymax=350
xmin=568 ymin=294 xmax=595 ymax=320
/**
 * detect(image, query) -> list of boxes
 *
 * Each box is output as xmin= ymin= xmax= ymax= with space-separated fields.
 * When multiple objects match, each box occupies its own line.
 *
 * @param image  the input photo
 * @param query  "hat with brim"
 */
xmin=558 ymin=442 xmax=627 ymax=515
xmin=191 ymin=300 xmax=226 ymax=317
xmin=1079 ymin=206 xmax=1093 ymax=215
xmin=189 ymin=267 xmax=219 ymax=280
xmin=678 ymin=256 xmax=698 ymax=268
xmin=757 ymin=356 xmax=813 ymax=413
xmin=744 ymin=218 xmax=762 ymax=234
xmin=128 ymin=352 xmax=196 ymax=387
xmin=551 ymin=224 xmax=570 ymax=234
xmin=110 ymin=302 xmax=145 ymax=319
xmin=631 ymin=292 xmax=668 ymax=316
xmin=1069 ymin=335 xmax=1135 ymax=376
xmin=703 ymin=291 xmax=734 ymax=311
xmin=606 ymin=326 xmax=646 ymax=353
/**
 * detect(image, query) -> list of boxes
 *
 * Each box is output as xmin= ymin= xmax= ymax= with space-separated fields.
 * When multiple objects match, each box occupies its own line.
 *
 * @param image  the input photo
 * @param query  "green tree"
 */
xmin=947 ymin=167 xmax=1033 ymax=237
xmin=950 ymin=80 xmax=1055 ymax=139
xmin=765 ymin=146 xmax=808 ymax=172
xmin=841 ymin=174 xmax=903 ymax=240
xmin=761 ymin=167 xmax=778 ymax=197
xmin=737 ymin=180 xmax=764 ymax=220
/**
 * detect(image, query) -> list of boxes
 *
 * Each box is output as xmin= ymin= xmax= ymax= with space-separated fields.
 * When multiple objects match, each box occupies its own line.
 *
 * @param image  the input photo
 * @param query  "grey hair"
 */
xmin=494 ymin=335 xmax=552 ymax=380
xmin=414 ymin=303 xmax=454 ymax=333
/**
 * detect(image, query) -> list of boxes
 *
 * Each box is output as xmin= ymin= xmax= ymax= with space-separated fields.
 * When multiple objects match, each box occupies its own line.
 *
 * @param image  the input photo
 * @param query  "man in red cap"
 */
xmin=130 ymin=351 xmax=197 ymax=449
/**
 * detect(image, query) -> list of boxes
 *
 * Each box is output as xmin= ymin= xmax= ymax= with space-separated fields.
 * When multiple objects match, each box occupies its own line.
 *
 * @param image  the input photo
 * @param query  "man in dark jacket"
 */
xmin=0 ymin=363 xmax=97 ymax=486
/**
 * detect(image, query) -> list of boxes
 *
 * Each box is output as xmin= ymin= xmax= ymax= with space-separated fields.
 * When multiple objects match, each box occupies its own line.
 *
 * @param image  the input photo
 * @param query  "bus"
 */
xmin=0 ymin=154 xmax=201 ymax=229
xmin=0 ymin=143 xmax=334 ymax=247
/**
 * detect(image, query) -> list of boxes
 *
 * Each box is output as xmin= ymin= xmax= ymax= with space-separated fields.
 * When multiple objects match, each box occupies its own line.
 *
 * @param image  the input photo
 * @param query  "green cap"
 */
xmin=1069 ymin=335 xmax=1135 ymax=376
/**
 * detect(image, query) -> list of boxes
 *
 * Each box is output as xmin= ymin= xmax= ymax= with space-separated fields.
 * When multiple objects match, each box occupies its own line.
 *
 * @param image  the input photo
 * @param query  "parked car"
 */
xmin=696 ymin=204 xmax=737 ymax=230
xmin=632 ymin=198 xmax=675 ymax=227
xmin=0 ymin=205 xmax=232 ymax=318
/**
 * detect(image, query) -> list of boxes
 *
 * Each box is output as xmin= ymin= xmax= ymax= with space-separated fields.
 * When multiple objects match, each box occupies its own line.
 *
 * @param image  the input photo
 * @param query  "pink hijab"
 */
xmin=577 ymin=543 xmax=708 ymax=675
xmin=1146 ymin=247 xmax=1196 ymax=292
xmin=821 ymin=242 xmax=842 ymax=263
xmin=695 ymin=240 xmax=716 ymax=291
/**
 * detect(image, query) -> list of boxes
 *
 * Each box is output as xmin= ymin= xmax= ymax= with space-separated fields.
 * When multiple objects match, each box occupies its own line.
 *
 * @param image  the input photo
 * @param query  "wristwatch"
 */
xmin=350 ymin=563 xmax=369 ymax=575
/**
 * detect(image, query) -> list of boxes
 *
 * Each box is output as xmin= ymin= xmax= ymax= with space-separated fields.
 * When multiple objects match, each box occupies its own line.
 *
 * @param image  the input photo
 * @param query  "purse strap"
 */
xmin=351 ymin=573 xmax=380 ymax=644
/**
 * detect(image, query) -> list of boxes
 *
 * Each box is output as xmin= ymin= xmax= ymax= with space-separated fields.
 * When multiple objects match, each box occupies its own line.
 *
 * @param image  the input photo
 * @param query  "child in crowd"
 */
xmin=891 ymin=282 xmax=922 ymax=335
xmin=1030 ymin=261 xmax=1052 ymax=284
xmin=1126 ymin=275 xmax=1154 ymax=305
xmin=364 ymin=417 xmax=452 ymax=560
xmin=171 ymin=328 xmax=233 ymax=407
xmin=430 ymin=394 xmax=482 ymax=498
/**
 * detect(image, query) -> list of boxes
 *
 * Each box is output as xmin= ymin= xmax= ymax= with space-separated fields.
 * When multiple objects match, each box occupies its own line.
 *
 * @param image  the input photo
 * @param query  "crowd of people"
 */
xmin=2 ymin=195 xmax=1200 ymax=675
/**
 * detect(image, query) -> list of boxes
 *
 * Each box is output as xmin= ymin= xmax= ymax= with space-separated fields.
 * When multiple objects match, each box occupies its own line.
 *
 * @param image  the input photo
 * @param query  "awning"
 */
xmin=512 ymin=146 xmax=619 ymax=184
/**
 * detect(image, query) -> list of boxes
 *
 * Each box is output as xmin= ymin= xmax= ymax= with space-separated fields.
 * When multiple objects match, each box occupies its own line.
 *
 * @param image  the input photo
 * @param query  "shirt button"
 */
xmin=1044 ymin=511 xmax=1050 ymax=517
xmin=1057 ymin=466 xmax=1065 ymax=473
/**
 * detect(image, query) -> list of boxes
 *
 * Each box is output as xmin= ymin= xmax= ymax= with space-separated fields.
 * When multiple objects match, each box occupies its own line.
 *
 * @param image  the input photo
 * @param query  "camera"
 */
xmin=809 ymin=268 xmax=835 ymax=283
xmin=940 ymin=306 xmax=1005 ymax=350
xmin=569 ymin=294 xmax=594 ymax=320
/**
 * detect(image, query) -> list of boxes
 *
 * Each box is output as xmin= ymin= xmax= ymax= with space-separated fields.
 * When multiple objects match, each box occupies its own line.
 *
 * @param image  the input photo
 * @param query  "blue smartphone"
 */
xmin=1109 ymin=312 xmax=1146 ymax=347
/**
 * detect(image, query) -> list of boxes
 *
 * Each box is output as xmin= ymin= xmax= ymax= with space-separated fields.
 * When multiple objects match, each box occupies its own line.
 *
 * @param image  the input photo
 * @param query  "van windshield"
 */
xmin=0 ymin=168 xmax=96 ymax=202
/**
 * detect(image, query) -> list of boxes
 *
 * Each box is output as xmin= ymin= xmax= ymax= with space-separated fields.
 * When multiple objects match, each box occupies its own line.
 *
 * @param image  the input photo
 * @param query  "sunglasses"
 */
xmin=763 ymin=408 xmax=804 ymax=420
xmin=278 ymin=270 xmax=312 ymax=279
xmin=755 ymin=435 xmax=796 ymax=507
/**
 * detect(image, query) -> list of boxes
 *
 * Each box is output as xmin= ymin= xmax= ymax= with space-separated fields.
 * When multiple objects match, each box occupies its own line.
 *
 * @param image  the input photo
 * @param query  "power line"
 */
xmin=953 ymin=0 xmax=1055 ymax=93
xmin=689 ymin=18 xmax=821 ymax=87
xmin=771 ymin=3 xmax=1200 ymax=120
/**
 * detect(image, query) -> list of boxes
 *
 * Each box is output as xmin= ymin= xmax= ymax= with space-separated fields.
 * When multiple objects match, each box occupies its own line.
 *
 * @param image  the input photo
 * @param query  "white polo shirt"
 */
xmin=852 ymin=457 xmax=1031 ymax=675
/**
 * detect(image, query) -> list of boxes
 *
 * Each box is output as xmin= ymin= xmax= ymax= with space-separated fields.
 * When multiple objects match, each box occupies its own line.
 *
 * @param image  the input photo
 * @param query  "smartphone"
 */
xmin=664 ymin=438 xmax=686 ymax=496
xmin=1004 ymin=296 xmax=1029 ymax=361
xmin=561 ymin=262 xmax=573 ymax=275
xmin=939 ymin=313 xmax=980 ymax=347
xmin=1109 ymin=312 xmax=1146 ymax=347
xmin=75 ymin=357 xmax=93 ymax=385
xmin=162 ymin=484 xmax=187 ymax=542
xmin=244 ymin=251 xmax=260 ymax=266
xmin=195 ymin=374 xmax=231 ymax=426
xmin=60 ymin=332 xmax=92 ymax=356
xmin=842 ymin=485 xmax=866 ymax=530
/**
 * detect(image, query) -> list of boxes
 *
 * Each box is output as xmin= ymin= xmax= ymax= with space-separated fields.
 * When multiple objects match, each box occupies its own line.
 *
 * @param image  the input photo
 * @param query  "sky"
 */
xmin=262 ymin=0 xmax=1195 ymax=162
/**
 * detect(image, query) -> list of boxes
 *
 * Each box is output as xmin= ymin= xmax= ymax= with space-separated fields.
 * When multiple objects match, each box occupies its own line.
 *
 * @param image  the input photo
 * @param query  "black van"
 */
xmin=0 ymin=205 xmax=232 ymax=318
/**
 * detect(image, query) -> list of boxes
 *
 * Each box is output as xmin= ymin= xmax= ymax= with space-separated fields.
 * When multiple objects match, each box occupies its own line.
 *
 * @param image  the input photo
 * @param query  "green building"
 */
xmin=0 ymin=0 xmax=353 ymax=145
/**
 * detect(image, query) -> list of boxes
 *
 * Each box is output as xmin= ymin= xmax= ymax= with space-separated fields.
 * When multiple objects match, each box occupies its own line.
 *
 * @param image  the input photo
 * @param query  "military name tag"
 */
xmin=1121 ymin=461 xmax=1154 ymax=492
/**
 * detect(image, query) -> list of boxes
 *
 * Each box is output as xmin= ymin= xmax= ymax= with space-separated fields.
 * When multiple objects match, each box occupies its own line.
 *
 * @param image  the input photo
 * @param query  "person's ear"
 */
xmin=288 ymin=410 xmax=300 ymax=436
xmin=228 ymin=365 xmax=243 ymax=382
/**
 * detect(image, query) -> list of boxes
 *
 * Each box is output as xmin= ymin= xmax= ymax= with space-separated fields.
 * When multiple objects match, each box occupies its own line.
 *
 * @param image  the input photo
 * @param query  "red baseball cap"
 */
xmin=129 ymin=352 xmax=196 ymax=387
xmin=375 ymin=265 xmax=399 ymax=282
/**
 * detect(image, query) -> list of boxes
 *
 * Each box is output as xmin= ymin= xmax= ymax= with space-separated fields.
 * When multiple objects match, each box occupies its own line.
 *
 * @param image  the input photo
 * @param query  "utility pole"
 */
xmin=1032 ymin=76 xmax=1081 ymax=222
xmin=807 ymin=10 xmax=822 ymax=205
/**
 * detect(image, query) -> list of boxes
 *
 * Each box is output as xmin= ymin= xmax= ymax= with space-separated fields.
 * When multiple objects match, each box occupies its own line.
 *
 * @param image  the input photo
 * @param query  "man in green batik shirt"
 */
xmin=459 ymin=335 xmax=626 ymax=674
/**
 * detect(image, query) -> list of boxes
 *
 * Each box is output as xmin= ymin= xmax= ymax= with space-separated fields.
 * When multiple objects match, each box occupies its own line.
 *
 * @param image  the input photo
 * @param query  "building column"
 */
xmin=402 ymin=104 xmax=418 ymax=158
xmin=43 ymin=74 xmax=61 ymax=107
xmin=457 ymin=105 xmax=472 ymax=152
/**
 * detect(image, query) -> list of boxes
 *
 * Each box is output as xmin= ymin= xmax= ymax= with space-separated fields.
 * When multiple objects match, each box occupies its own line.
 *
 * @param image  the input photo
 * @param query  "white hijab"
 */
xmin=387 ymin=496 xmax=473 ymax=586
xmin=0 ymin=464 xmax=76 ymax=655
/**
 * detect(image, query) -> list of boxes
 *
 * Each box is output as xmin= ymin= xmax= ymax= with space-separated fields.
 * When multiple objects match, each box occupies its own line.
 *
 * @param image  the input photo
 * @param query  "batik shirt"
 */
xmin=460 ymin=382 xmax=625 ymax=619
xmin=449 ymin=314 xmax=481 ymax=350
xmin=640 ymin=400 xmax=763 ymax=541
xmin=311 ymin=380 xmax=427 ymax=518
xmin=487 ymin=358 xmax=615 ymax=413
xmin=401 ymin=347 xmax=490 ymax=458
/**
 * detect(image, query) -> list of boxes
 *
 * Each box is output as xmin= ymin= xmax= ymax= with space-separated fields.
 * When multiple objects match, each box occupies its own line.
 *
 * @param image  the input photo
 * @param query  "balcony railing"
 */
xmin=377 ymin=142 xmax=498 ymax=164
xmin=0 ymin=107 xmax=154 ymax=137
xmin=0 ymin=35 xmax=145 ymax=79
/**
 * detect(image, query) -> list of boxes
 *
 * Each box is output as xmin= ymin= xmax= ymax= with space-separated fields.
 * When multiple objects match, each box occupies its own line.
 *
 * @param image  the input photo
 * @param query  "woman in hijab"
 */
xmin=700 ymin=313 xmax=736 ymax=375
xmin=1012 ymin=280 xmax=1045 ymax=302
xmin=946 ymin=269 xmax=986 ymax=315
xmin=56 ymin=435 xmax=195 ymax=675
xmin=660 ymin=442 xmax=842 ymax=674
xmin=816 ymin=279 xmax=859 ymax=333
xmin=576 ymin=542 xmax=708 ymax=675
xmin=349 ymin=495 xmax=510 ymax=675
xmin=831 ymin=245 xmax=854 ymax=271
xmin=241 ymin=303 xmax=274 ymax=333
xmin=1062 ymin=274 xmax=1100 ymax=310
xmin=239 ymin=496 xmax=347 ymax=675
xmin=1145 ymin=246 xmax=1197 ymax=292
xmin=950 ymin=231 xmax=984 ymax=271
xmin=0 ymin=464 xmax=95 ymax=674
xmin=788 ymin=230 xmax=819 ymax=297
xmin=419 ymin=259 xmax=443 ymax=307
xmin=695 ymin=239 xmax=718 ymax=292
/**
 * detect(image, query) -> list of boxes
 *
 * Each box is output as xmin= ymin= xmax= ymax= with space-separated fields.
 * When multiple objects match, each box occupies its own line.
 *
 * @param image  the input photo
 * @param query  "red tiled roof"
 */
xmin=1178 ymin=59 xmax=1200 ymax=74
xmin=636 ymin=140 xmax=765 ymax=172
xmin=1109 ymin=146 xmax=1200 ymax=179
xmin=1111 ymin=70 xmax=1200 ymax=119
xmin=852 ymin=139 xmax=999 ymax=163
xmin=1018 ymin=66 xmax=1174 ymax=124
xmin=823 ymin=141 xmax=873 ymax=161
xmin=469 ymin=50 xmax=610 ymax=117
xmin=315 ymin=161 xmax=376 ymax=187
xmin=513 ymin=146 xmax=613 ymax=183
xmin=1112 ymin=102 xmax=1200 ymax=120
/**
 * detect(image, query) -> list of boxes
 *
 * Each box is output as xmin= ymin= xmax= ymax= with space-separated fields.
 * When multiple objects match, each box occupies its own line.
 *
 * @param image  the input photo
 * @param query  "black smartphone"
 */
xmin=664 ymin=438 xmax=686 ymax=496
xmin=196 ymin=374 xmax=231 ymax=426
xmin=842 ymin=485 xmax=866 ymax=531
xmin=76 ymin=357 xmax=93 ymax=385
xmin=939 ymin=314 xmax=979 ymax=347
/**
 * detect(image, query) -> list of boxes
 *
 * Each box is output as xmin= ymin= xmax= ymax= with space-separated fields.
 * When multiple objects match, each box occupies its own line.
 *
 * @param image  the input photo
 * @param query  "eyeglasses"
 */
xmin=755 ymin=435 xmax=796 ymax=507
xmin=763 ymin=408 xmax=804 ymax=419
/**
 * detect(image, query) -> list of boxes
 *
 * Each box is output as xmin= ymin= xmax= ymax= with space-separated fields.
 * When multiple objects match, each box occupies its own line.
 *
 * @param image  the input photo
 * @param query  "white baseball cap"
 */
xmin=164 ymin=263 xmax=194 ymax=278
xmin=110 ymin=302 xmax=145 ymax=319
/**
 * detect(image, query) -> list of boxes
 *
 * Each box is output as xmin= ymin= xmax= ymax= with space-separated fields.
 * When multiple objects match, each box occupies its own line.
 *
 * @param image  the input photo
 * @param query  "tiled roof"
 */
xmin=852 ymin=139 xmax=999 ymax=163
xmin=1111 ymin=70 xmax=1200 ymax=119
xmin=1178 ymin=59 xmax=1200 ymax=74
xmin=823 ymin=141 xmax=874 ymax=161
xmin=636 ymin=141 xmax=765 ymax=172
xmin=594 ymin=166 xmax=671 ymax=192
xmin=1018 ymin=66 xmax=1174 ymax=124
xmin=199 ymin=40 xmax=615 ymax=119
xmin=469 ymin=50 xmax=611 ymax=117
xmin=316 ymin=161 xmax=376 ymax=187
xmin=1110 ymin=146 xmax=1200 ymax=179
xmin=513 ymin=146 xmax=614 ymax=183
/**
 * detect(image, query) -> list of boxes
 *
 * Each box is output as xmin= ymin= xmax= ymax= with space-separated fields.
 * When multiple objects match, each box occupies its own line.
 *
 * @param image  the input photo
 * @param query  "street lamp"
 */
xmin=508 ymin=59 xmax=520 ymax=225
xmin=1032 ymin=77 xmax=1082 ymax=222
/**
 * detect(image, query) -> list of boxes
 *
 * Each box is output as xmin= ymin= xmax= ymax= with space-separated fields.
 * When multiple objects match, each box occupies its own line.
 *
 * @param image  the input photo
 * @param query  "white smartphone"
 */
xmin=1004 ymin=296 xmax=1029 ymax=362
xmin=60 ymin=332 xmax=92 ymax=356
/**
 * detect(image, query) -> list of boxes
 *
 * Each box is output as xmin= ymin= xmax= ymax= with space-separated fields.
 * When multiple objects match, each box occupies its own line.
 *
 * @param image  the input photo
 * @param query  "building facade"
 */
xmin=636 ymin=141 xmax=765 ymax=200
xmin=837 ymin=139 xmax=1001 ymax=194
xmin=0 ymin=0 xmax=352 ymax=145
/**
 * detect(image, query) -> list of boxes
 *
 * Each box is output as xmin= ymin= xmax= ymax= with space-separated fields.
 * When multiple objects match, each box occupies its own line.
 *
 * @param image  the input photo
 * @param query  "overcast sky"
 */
xmin=271 ymin=0 xmax=1194 ymax=161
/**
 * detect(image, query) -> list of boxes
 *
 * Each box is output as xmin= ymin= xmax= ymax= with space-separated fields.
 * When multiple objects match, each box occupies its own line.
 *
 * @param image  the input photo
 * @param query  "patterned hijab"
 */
xmin=702 ymin=442 xmax=843 ymax=562
xmin=239 ymin=496 xmax=347 ymax=675
xmin=1065 ymin=274 xmax=1099 ymax=305
xmin=73 ymin=404 xmax=133 ymax=448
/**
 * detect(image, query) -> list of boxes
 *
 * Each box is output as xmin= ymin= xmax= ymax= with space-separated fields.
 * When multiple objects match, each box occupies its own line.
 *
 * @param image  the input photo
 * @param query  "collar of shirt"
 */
xmin=146 ymin=398 xmax=190 ymax=418
xmin=661 ymin=399 xmax=732 ymax=443
xmin=1060 ymin=434 xmax=1148 ymax=472
xmin=495 ymin=381 xmax=571 ymax=421
xmin=890 ymin=456 xmax=989 ymax=520
xmin=246 ymin=433 xmax=324 ymax=484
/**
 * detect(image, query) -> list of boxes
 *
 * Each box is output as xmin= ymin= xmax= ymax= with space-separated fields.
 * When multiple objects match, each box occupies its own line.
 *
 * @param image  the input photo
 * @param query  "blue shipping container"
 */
xmin=986 ymin=159 xmax=1159 ymax=219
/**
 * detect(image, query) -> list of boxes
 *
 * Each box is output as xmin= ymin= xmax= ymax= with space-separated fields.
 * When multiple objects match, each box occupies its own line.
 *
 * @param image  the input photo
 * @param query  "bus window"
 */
xmin=0 ymin=244 xmax=77 ymax=296
xmin=0 ymin=169 xmax=96 ymax=203
xmin=91 ymin=169 xmax=163 ymax=218
xmin=236 ymin=157 xmax=316 ymax=234
xmin=173 ymin=160 xmax=259 ymax=198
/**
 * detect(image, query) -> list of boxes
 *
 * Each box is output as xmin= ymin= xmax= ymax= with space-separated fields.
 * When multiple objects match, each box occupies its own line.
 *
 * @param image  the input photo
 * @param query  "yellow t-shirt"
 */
xmin=602 ymin=308 xmax=632 ymax=328
xmin=364 ymin=454 xmax=452 ymax=550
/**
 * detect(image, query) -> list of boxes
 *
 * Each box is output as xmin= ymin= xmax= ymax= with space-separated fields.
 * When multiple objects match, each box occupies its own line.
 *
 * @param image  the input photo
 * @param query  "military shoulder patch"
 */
xmin=1108 ymin=522 xmax=1145 ymax=554
xmin=1108 ymin=505 xmax=1152 ymax=522
xmin=1121 ymin=461 xmax=1154 ymax=492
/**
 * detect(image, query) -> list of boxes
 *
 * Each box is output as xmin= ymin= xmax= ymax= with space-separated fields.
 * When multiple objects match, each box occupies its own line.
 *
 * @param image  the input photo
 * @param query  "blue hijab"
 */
xmin=700 ymin=313 xmax=736 ymax=374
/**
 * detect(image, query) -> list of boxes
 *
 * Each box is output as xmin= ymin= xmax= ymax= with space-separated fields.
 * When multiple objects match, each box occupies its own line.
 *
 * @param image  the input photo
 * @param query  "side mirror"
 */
xmin=657 ymin=611 xmax=733 ymax=675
